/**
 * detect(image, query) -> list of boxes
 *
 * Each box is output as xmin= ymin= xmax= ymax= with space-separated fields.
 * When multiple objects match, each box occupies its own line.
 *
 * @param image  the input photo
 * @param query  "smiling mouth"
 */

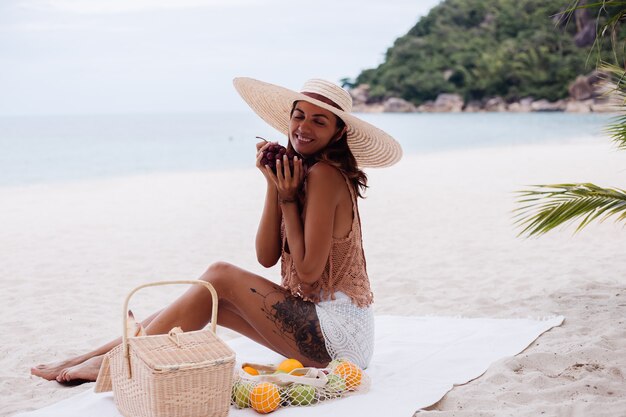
xmin=296 ymin=134 xmax=313 ymax=143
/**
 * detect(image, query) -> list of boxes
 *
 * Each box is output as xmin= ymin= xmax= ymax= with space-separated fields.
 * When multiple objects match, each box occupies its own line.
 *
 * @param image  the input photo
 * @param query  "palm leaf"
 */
xmin=514 ymin=183 xmax=626 ymax=237
xmin=556 ymin=2 xmax=626 ymax=32
xmin=554 ymin=1 xmax=626 ymax=68
xmin=597 ymin=63 xmax=626 ymax=150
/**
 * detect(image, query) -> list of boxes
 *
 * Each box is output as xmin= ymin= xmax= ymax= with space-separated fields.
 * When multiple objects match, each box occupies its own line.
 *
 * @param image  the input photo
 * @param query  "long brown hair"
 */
xmin=288 ymin=101 xmax=368 ymax=198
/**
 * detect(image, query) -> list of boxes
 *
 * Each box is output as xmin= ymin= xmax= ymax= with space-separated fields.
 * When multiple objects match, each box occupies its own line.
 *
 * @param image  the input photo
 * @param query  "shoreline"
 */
xmin=0 ymin=133 xmax=612 ymax=191
xmin=2 ymin=138 xmax=625 ymax=416
xmin=352 ymin=101 xmax=618 ymax=114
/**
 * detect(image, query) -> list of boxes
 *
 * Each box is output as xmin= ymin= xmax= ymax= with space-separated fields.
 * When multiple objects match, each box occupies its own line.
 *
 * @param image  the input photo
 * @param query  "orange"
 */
xmin=249 ymin=382 xmax=281 ymax=414
xmin=243 ymin=365 xmax=259 ymax=376
xmin=332 ymin=361 xmax=362 ymax=390
xmin=277 ymin=358 xmax=304 ymax=374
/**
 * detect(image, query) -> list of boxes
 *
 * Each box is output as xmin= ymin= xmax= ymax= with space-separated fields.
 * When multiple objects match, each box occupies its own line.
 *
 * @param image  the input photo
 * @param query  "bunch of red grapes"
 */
xmin=261 ymin=142 xmax=298 ymax=174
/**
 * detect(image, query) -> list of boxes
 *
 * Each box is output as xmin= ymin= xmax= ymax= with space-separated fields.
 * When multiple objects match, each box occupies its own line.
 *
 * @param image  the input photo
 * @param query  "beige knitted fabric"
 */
xmin=280 ymin=171 xmax=373 ymax=308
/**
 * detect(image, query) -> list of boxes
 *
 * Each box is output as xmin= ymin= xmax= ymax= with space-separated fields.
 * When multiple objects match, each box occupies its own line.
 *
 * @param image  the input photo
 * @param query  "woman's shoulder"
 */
xmin=305 ymin=161 xmax=346 ymax=197
xmin=307 ymin=161 xmax=344 ymax=183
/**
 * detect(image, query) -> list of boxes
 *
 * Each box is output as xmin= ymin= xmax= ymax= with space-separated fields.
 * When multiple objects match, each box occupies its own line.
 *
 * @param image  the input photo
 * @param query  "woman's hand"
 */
xmin=260 ymin=152 xmax=304 ymax=203
xmin=256 ymin=140 xmax=275 ymax=184
xmin=274 ymin=154 xmax=304 ymax=202
xmin=256 ymin=140 xmax=304 ymax=201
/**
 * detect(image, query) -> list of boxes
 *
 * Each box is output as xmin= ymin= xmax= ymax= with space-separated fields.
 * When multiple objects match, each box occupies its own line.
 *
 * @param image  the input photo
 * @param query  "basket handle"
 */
xmin=240 ymin=364 xmax=329 ymax=387
xmin=122 ymin=280 xmax=219 ymax=378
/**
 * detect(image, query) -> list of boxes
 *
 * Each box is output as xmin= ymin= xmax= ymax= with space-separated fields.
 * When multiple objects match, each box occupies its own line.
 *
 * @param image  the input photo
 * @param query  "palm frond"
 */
xmin=514 ymin=183 xmax=626 ymax=237
xmin=593 ymin=63 xmax=626 ymax=149
xmin=563 ymin=2 xmax=626 ymax=31
xmin=604 ymin=113 xmax=626 ymax=150
xmin=554 ymin=1 xmax=626 ymax=69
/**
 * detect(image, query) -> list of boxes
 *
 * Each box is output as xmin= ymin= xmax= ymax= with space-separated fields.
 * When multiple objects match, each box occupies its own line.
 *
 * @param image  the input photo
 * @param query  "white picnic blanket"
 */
xmin=14 ymin=314 xmax=563 ymax=417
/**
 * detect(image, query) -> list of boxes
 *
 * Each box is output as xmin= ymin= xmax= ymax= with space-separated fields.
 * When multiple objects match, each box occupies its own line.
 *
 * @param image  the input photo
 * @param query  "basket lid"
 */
xmin=128 ymin=328 xmax=235 ymax=371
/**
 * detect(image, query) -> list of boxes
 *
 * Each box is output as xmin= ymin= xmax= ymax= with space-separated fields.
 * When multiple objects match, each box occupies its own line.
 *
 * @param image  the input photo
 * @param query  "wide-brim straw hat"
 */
xmin=233 ymin=77 xmax=402 ymax=168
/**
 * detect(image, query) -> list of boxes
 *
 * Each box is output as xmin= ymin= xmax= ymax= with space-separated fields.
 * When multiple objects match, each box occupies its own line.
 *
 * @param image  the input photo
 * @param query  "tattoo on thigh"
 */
xmin=250 ymin=288 xmax=331 ymax=364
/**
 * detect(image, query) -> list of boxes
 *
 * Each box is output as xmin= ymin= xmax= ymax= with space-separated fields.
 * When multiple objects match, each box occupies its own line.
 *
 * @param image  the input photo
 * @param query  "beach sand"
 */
xmin=2 ymin=137 xmax=625 ymax=416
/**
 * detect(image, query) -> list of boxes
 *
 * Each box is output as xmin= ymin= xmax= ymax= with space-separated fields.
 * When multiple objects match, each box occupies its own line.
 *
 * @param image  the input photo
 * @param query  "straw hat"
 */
xmin=233 ymin=77 xmax=402 ymax=168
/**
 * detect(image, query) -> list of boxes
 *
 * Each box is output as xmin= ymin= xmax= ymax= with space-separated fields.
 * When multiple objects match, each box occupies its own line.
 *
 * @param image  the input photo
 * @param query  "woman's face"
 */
xmin=288 ymin=101 xmax=342 ymax=157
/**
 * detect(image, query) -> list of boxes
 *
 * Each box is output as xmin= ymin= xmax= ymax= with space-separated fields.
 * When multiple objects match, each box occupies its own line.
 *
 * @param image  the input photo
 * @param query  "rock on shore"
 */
xmin=349 ymin=71 xmax=618 ymax=113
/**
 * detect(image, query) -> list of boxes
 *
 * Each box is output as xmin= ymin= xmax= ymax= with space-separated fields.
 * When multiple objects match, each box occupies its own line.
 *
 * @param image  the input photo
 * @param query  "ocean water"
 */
xmin=0 ymin=112 xmax=613 ymax=187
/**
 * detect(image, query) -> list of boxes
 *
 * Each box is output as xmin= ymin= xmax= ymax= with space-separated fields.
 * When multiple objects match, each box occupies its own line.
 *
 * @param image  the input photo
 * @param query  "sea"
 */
xmin=0 ymin=112 xmax=614 ymax=187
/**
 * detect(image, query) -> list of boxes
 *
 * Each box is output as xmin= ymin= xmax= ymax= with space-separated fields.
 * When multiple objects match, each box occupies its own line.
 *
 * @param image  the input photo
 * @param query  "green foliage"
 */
xmin=515 ymin=184 xmax=626 ymax=236
xmin=598 ymin=62 xmax=626 ymax=150
xmin=354 ymin=0 xmax=621 ymax=105
xmin=513 ymin=2 xmax=626 ymax=237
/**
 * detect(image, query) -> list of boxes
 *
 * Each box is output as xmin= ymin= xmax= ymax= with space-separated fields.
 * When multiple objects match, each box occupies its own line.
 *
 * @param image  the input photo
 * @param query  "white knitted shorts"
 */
xmin=315 ymin=291 xmax=374 ymax=369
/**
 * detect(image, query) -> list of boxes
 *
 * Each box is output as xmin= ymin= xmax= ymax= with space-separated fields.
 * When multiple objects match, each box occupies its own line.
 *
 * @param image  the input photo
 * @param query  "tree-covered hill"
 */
xmin=352 ymin=0 xmax=621 ymax=106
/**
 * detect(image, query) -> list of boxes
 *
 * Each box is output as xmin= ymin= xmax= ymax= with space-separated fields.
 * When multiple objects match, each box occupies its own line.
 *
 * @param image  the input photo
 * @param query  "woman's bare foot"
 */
xmin=56 ymin=355 xmax=103 ymax=384
xmin=31 ymin=356 xmax=87 ymax=381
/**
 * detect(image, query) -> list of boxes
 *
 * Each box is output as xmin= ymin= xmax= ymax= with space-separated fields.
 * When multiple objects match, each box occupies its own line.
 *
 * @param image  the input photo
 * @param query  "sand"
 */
xmin=2 ymin=136 xmax=625 ymax=416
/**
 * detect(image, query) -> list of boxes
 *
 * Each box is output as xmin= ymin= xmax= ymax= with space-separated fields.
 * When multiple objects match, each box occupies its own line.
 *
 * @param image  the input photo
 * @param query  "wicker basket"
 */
xmin=94 ymin=280 xmax=236 ymax=417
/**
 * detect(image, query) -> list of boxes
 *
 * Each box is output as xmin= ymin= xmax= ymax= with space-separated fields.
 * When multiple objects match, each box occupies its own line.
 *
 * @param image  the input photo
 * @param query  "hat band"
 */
xmin=301 ymin=92 xmax=344 ymax=111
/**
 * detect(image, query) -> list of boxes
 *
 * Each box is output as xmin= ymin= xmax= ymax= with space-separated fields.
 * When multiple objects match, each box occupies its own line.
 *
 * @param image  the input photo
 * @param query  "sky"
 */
xmin=0 ymin=0 xmax=441 ymax=115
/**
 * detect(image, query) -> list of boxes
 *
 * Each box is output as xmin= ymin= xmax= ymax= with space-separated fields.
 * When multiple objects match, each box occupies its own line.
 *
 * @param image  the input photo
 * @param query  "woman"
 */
xmin=31 ymin=77 xmax=402 ymax=384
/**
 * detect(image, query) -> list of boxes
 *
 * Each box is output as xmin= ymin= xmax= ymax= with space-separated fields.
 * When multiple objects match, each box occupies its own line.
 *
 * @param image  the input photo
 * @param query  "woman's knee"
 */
xmin=200 ymin=261 xmax=235 ymax=290
xmin=202 ymin=261 xmax=232 ymax=278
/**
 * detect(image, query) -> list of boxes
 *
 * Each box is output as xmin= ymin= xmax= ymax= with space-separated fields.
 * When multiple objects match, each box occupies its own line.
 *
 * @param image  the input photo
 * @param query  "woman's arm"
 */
xmin=255 ymin=183 xmax=282 ymax=267
xmin=255 ymin=141 xmax=282 ymax=267
xmin=280 ymin=162 xmax=341 ymax=284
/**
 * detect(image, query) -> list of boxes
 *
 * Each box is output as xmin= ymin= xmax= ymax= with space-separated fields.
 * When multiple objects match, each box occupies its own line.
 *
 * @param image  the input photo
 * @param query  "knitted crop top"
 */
xmin=280 ymin=170 xmax=373 ymax=308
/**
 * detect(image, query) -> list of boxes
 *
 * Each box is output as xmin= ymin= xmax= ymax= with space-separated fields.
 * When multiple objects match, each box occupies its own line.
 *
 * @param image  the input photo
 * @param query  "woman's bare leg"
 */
xmin=53 ymin=302 xmax=257 ymax=383
xmin=145 ymin=262 xmax=331 ymax=366
xmin=34 ymin=261 xmax=330 ymax=383
xmin=31 ymin=309 xmax=163 ymax=380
